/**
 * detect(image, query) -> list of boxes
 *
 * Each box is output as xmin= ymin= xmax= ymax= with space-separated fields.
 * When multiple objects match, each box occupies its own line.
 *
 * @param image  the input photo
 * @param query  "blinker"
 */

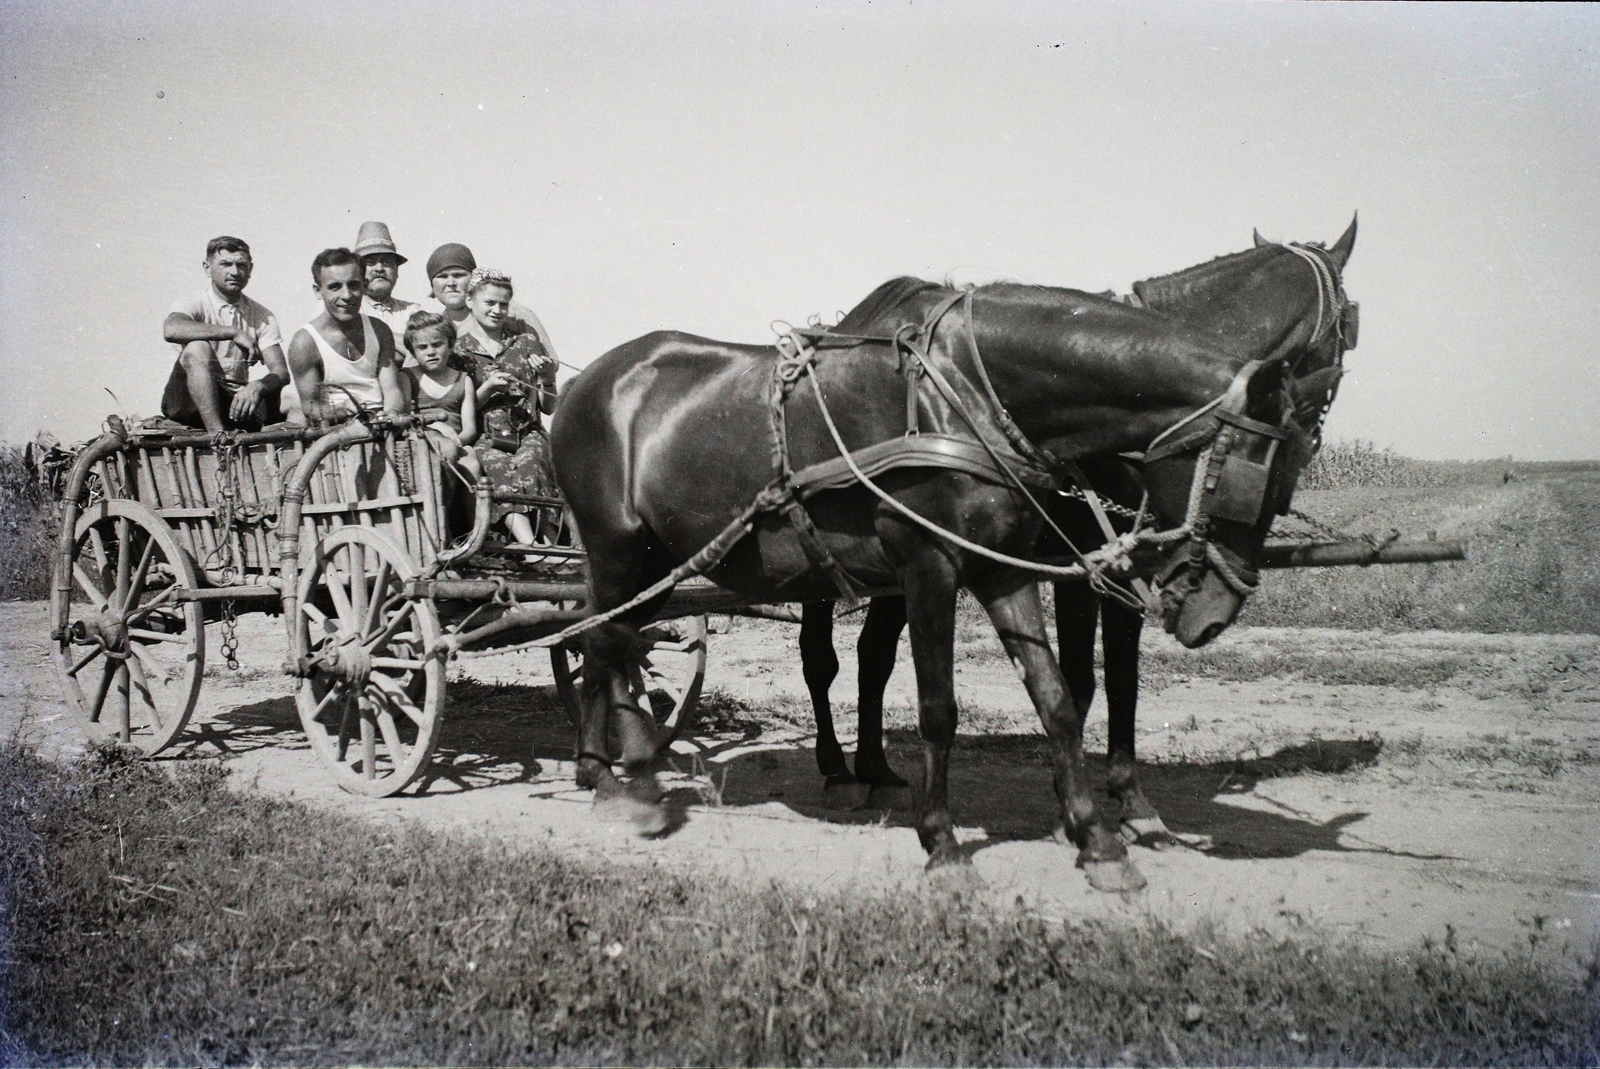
xmin=1340 ymin=301 xmax=1359 ymax=350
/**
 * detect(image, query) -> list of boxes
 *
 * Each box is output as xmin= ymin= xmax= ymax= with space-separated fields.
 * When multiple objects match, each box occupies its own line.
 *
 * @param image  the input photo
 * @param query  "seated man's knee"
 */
xmin=178 ymin=340 xmax=216 ymax=369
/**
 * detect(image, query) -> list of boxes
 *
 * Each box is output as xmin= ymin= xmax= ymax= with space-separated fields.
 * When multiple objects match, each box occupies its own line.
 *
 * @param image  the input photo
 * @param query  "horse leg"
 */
xmin=1053 ymin=580 xmax=1100 ymax=730
xmin=897 ymin=562 xmax=963 ymax=868
xmin=575 ymin=621 xmax=668 ymax=835
xmin=855 ymin=595 xmax=912 ymax=805
xmin=801 ymin=600 xmax=864 ymax=809
xmin=800 ymin=600 xmax=846 ymax=779
xmin=1103 ymin=591 xmax=1172 ymax=847
xmin=978 ymin=574 xmax=1144 ymax=892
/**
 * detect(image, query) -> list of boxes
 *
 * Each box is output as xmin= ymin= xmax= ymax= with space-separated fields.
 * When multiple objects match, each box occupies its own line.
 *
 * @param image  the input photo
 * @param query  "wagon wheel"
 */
xmin=551 ymin=615 xmax=707 ymax=754
xmin=51 ymin=500 xmax=204 ymax=755
xmin=294 ymin=526 xmax=444 ymax=798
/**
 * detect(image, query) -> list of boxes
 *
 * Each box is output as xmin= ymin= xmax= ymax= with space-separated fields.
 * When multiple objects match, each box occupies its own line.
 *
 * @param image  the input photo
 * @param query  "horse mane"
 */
xmin=834 ymin=276 xmax=944 ymax=333
xmin=1131 ymin=245 xmax=1277 ymax=307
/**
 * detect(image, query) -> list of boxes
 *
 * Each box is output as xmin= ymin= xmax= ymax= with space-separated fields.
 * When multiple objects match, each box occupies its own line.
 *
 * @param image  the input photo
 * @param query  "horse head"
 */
xmin=1135 ymin=359 xmax=1316 ymax=645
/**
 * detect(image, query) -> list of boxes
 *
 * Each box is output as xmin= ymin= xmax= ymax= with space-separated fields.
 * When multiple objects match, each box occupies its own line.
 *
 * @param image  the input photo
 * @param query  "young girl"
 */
xmin=403 ymin=312 xmax=480 ymax=480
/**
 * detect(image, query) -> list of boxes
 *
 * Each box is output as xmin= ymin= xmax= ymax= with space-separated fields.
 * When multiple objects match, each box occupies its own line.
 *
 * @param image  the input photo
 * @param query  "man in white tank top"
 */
xmin=286 ymin=247 xmax=406 ymax=425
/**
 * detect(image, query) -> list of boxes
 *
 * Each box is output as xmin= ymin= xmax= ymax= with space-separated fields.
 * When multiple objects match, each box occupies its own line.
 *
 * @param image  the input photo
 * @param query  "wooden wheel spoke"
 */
xmin=361 ymin=710 xmax=377 ymax=779
xmin=337 ymin=695 xmax=356 ymax=761
xmin=73 ymin=563 xmax=110 ymax=609
xmin=86 ymin=526 xmax=110 ymax=574
xmin=123 ymin=536 xmax=158 ymax=610
xmin=370 ymin=655 xmax=426 ymax=671
xmin=310 ymin=682 xmax=344 ymax=721
xmin=88 ymin=660 xmax=117 ymax=723
xmin=374 ymin=705 xmax=408 ymax=766
xmin=362 ymin=599 xmax=415 ymax=652
xmin=128 ymin=627 xmax=185 ymax=644
xmin=66 ymin=644 xmax=105 ymax=678
xmin=361 ymin=559 xmax=393 ymax=636
xmin=370 ymin=674 xmax=426 ymax=726
xmin=322 ymin=561 xmax=355 ymax=623
xmin=124 ymin=653 xmax=165 ymax=730
xmin=346 ymin=545 xmax=369 ymax=630
xmin=302 ymin=601 xmax=328 ymax=627
xmin=114 ymin=517 xmax=133 ymax=602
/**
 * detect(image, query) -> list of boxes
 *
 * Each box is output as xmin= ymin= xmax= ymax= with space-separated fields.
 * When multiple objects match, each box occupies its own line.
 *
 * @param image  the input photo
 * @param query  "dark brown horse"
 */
xmin=552 ymin=275 xmax=1327 ymax=890
xmin=797 ymin=222 xmax=1359 ymax=843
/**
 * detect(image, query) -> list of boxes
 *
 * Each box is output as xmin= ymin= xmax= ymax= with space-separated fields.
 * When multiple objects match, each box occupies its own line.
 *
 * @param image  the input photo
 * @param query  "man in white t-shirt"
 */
xmin=160 ymin=236 xmax=290 ymax=432
xmin=355 ymin=221 xmax=423 ymax=363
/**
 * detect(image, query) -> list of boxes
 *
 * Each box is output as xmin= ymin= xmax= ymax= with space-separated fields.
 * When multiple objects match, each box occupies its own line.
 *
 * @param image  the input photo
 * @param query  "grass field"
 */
xmin=3 ymin=740 xmax=1596 ymax=1067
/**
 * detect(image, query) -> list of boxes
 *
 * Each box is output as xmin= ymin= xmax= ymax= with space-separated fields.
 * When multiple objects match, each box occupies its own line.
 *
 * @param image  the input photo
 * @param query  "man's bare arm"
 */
xmin=285 ymin=331 xmax=327 ymax=422
xmin=371 ymin=321 xmax=408 ymax=415
xmin=163 ymin=312 xmax=248 ymax=345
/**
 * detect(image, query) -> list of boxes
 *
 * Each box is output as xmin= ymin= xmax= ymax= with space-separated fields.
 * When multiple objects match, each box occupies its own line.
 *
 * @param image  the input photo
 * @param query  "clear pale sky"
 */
xmin=2 ymin=1 xmax=1595 ymax=459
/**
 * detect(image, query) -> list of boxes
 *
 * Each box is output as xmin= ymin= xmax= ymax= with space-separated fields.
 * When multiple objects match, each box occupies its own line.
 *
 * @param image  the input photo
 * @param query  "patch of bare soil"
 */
xmin=4 ymin=602 xmax=1596 ymax=969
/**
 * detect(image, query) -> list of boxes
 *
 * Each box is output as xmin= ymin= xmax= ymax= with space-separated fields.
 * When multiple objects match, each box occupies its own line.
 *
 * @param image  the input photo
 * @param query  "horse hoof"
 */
xmin=822 ymin=778 xmax=870 ymax=810
xmin=592 ymin=791 xmax=668 ymax=837
xmin=1081 ymin=859 xmax=1147 ymax=894
xmin=1121 ymin=816 xmax=1176 ymax=850
xmin=867 ymin=784 xmax=915 ymax=810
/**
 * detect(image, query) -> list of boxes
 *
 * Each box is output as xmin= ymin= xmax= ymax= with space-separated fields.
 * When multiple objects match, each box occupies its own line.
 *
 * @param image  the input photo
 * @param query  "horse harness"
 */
xmin=757 ymin=265 xmax=1341 ymax=613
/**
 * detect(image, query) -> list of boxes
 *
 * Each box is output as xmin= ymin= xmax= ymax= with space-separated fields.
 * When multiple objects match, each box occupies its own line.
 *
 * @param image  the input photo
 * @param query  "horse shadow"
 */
xmin=673 ymin=728 xmax=1435 ymax=863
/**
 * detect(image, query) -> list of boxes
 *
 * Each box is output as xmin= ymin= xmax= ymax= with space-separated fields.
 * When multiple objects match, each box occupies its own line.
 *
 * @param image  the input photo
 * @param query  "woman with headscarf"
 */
xmin=453 ymin=267 xmax=557 ymax=545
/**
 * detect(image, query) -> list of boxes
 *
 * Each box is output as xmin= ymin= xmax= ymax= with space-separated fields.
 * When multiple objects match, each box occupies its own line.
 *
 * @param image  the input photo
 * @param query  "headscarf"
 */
xmin=466 ymin=267 xmax=514 ymax=297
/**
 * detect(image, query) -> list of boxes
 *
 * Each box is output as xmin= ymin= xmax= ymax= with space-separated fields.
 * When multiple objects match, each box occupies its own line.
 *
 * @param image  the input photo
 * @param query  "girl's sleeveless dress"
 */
xmin=411 ymin=368 xmax=468 ymax=434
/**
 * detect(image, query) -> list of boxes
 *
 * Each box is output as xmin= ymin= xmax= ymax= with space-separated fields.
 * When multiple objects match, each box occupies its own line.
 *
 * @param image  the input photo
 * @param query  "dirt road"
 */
xmin=5 ymin=602 xmax=1596 ymax=969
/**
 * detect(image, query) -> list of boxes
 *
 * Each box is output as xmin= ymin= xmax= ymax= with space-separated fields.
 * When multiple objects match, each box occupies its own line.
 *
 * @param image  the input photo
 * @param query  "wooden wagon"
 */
xmin=48 ymin=414 xmax=712 ymax=795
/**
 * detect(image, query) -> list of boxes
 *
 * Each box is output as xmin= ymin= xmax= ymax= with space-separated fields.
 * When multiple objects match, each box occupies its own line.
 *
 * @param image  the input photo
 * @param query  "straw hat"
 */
xmin=353 ymin=221 xmax=407 ymax=265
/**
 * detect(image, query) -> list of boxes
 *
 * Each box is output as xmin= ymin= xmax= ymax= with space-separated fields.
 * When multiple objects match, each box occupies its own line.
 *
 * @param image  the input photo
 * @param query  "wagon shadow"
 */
xmin=171 ymin=678 xmax=584 ymax=796
xmin=683 ymin=730 xmax=1442 ymax=862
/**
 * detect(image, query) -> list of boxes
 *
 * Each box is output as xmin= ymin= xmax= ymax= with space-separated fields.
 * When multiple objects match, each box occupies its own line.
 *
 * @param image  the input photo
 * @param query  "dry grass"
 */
xmin=3 ymin=740 xmax=1597 ymax=1067
xmin=0 ymin=446 xmax=57 ymax=602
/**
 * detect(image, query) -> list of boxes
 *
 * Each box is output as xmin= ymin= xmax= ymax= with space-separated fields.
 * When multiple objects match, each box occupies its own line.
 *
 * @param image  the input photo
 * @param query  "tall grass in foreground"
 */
xmin=3 ymin=742 xmax=1595 ymax=1067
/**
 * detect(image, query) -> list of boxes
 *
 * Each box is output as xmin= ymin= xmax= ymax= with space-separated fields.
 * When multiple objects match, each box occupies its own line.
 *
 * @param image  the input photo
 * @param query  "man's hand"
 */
xmin=228 ymin=324 xmax=259 ymax=364
xmin=228 ymin=380 xmax=267 ymax=424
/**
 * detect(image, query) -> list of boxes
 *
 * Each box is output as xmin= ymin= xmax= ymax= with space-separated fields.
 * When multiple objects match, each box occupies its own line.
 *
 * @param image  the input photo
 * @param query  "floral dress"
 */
xmin=452 ymin=320 xmax=558 ymax=522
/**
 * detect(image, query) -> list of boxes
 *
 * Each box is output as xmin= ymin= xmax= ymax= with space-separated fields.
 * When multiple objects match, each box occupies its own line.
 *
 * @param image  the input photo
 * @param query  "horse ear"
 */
xmin=1328 ymin=213 xmax=1358 ymax=269
xmin=1253 ymin=228 xmax=1269 ymax=248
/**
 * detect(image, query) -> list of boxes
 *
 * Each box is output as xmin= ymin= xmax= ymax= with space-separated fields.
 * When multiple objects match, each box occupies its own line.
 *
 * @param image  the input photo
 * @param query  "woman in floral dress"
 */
xmin=452 ymin=268 xmax=558 ymax=545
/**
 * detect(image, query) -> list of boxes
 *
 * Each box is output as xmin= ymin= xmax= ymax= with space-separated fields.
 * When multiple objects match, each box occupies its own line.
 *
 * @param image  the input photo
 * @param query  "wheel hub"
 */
xmin=69 ymin=610 xmax=127 ymax=655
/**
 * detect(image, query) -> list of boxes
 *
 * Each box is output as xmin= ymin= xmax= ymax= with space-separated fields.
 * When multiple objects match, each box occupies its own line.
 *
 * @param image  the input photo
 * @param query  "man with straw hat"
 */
xmin=355 ymin=220 xmax=423 ymax=361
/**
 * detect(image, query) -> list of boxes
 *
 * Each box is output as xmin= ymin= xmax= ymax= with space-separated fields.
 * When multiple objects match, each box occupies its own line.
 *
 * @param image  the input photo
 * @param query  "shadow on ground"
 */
xmin=170 ymin=679 xmax=1402 ymax=862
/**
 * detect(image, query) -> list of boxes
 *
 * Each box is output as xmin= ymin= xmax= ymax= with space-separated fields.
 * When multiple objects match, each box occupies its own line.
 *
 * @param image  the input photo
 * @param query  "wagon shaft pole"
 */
xmin=1258 ymin=538 xmax=1466 ymax=569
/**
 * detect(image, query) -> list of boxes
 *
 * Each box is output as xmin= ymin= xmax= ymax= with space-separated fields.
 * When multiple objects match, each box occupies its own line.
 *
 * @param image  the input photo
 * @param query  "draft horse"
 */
xmin=798 ymin=220 xmax=1359 ymax=844
xmin=552 ymin=275 xmax=1326 ymax=890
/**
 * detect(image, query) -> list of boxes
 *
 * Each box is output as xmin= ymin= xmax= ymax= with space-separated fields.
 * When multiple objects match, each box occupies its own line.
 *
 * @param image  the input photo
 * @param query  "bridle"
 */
xmin=1144 ymin=362 xmax=1299 ymax=598
xmin=1138 ymin=242 xmax=1356 ymax=603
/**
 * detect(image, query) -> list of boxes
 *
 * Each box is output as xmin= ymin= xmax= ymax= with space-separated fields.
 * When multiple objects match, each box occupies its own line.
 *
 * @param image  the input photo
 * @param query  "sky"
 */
xmin=1 ymin=0 xmax=1596 ymax=459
